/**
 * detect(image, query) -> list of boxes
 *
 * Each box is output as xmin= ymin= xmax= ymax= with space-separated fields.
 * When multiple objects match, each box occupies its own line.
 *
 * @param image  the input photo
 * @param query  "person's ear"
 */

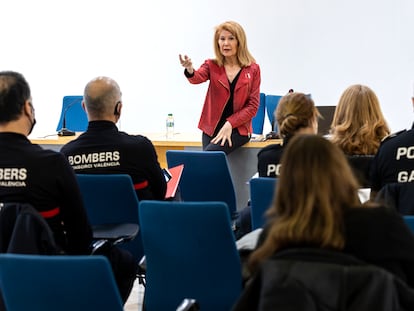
xmin=114 ymin=101 xmax=122 ymax=116
xmin=23 ymin=100 xmax=34 ymax=117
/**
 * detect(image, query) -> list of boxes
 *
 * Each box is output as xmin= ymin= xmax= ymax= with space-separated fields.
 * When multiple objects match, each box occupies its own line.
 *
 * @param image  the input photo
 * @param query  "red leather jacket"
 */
xmin=186 ymin=59 xmax=261 ymax=137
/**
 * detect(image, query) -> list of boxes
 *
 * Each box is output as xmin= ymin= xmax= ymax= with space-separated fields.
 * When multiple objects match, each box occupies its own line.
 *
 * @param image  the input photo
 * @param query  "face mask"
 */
xmin=28 ymin=118 xmax=36 ymax=135
xmin=27 ymin=101 xmax=36 ymax=135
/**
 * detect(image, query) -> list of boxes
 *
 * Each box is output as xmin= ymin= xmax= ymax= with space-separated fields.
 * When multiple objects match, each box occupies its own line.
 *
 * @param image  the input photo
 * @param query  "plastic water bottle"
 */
xmin=166 ymin=113 xmax=174 ymax=139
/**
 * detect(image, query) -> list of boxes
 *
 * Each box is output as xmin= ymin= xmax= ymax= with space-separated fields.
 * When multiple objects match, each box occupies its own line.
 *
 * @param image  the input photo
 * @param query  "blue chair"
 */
xmin=139 ymin=200 xmax=242 ymax=311
xmin=249 ymin=177 xmax=277 ymax=229
xmin=76 ymin=174 xmax=142 ymax=263
xmin=0 ymin=254 xmax=123 ymax=311
xmin=265 ymin=94 xmax=282 ymax=131
xmin=166 ymin=150 xmax=238 ymax=219
xmin=56 ymin=95 xmax=88 ymax=133
xmin=403 ymin=216 xmax=414 ymax=233
xmin=251 ymin=92 xmax=266 ymax=135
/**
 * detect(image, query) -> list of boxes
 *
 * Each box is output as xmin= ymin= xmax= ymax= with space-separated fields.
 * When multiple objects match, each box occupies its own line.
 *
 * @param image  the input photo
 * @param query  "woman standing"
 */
xmin=179 ymin=21 xmax=260 ymax=154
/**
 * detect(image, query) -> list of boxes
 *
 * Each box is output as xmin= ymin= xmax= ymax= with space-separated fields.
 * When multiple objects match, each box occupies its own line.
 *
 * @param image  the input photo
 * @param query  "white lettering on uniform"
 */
xmin=396 ymin=146 xmax=414 ymax=160
xmin=397 ymin=170 xmax=414 ymax=182
xmin=266 ymin=164 xmax=281 ymax=176
xmin=0 ymin=168 xmax=27 ymax=180
xmin=68 ymin=151 xmax=120 ymax=165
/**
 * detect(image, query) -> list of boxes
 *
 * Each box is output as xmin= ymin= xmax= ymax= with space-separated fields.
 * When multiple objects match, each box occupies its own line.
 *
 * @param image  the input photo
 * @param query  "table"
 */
xmin=30 ymin=132 xmax=282 ymax=210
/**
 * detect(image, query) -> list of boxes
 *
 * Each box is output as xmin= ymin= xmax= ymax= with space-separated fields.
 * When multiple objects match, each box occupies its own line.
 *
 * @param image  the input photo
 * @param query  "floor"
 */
xmin=124 ymin=279 xmax=145 ymax=311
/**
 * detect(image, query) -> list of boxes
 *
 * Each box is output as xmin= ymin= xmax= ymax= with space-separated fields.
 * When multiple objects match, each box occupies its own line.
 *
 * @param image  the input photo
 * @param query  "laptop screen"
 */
xmin=316 ymin=106 xmax=336 ymax=136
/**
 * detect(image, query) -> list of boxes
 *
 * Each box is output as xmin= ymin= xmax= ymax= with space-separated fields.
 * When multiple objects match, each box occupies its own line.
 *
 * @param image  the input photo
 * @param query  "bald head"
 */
xmin=83 ymin=76 xmax=122 ymax=121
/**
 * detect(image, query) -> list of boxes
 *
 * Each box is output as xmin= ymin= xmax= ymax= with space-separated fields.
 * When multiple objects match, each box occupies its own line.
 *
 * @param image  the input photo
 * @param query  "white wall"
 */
xmin=1 ymin=0 xmax=414 ymax=138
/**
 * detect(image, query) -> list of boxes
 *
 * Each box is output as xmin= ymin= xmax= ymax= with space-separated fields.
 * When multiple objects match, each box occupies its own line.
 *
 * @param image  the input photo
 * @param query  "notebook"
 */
xmin=164 ymin=164 xmax=184 ymax=199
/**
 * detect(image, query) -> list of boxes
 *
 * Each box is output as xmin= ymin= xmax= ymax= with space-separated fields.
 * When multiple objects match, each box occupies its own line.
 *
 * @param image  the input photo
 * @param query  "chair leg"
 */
xmin=137 ymin=256 xmax=146 ymax=287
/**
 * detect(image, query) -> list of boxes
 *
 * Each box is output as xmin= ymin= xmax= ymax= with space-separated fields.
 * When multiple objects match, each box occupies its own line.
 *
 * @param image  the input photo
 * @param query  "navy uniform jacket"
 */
xmin=259 ymin=136 xmax=386 ymax=189
xmin=0 ymin=132 xmax=92 ymax=254
xmin=61 ymin=121 xmax=167 ymax=200
xmin=257 ymin=141 xmax=285 ymax=178
xmin=370 ymin=129 xmax=414 ymax=193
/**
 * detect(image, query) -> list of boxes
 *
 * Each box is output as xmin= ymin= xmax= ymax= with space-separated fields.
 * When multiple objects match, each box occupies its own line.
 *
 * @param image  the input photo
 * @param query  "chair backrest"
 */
xmin=166 ymin=150 xmax=237 ymax=218
xmin=0 ymin=254 xmax=123 ymax=311
xmin=138 ymin=200 xmax=242 ymax=311
xmin=265 ymin=94 xmax=282 ymax=131
xmin=56 ymin=95 xmax=88 ymax=132
xmin=76 ymin=174 xmax=143 ymax=262
xmin=375 ymin=182 xmax=414 ymax=215
xmin=251 ymin=92 xmax=266 ymax=135
xmin=249 ymin=177 xmax=277 ymax=229
xmin=403 ymin=215 xmax=414 ymax=233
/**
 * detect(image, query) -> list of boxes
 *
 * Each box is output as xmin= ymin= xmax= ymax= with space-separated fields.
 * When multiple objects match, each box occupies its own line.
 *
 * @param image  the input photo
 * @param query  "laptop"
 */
xmin=316 ymin=106 xmax=336 ymax=136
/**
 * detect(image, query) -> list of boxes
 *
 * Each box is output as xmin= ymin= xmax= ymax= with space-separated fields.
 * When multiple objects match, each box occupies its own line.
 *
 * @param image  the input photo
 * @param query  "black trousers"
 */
xmin=101 ymin=246 xmax=137 ymax=304
xmin=202 ymin=130 xmax=250 ymax=155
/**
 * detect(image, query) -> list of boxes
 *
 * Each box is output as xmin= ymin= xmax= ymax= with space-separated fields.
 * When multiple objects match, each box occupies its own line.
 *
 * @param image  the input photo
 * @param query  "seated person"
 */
xmin=60 ymin=76 xmax=167 ymax=201
xmin=0 ymin=71 xmax=136 ymax=303
xmin=257 ymin=92 xmax=319 ymax=178
xmin=330 ymin=84 xmax=390 ymax=188
xmin=235 ymin=92 xmax=319 ymax=238
xmin=235 ymin=134 xmax=414 ymax=309
xmin=370 ymin=93 xmax=414 ymax=197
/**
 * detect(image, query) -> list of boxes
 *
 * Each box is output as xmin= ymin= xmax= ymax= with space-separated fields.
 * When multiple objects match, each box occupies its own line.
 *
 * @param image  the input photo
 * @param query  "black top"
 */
xmin=370 ymin=129 xmax=414 ymax=192
xmin=258 ymin=206 xmax=414 ymax=288
xmin=346 ymin=154 xmax=374 ymax=188
xmin=60 ymin=121 xmax=167 ymax=200
xmin=343 ymin=206 xmax=414 ymax=287
xmin=0 ymin=132 xmax=92 ymax=254
xmin=214 ymin=71 xmax=241 ymax=136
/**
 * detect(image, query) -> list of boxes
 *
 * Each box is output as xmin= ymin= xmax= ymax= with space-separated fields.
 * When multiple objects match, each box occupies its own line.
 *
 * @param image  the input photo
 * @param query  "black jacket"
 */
xmin=232 ymin=248 xmax=414 ymax=311
xmin=61 ymin=121 xmax=167 ymax=200
xmin=370 ymin=129 xmax=414 ymax=193
xmin=0 ymin=202 xmax=59 ymax=255
xmin=0 ymin=133 xmax=92 ymax=254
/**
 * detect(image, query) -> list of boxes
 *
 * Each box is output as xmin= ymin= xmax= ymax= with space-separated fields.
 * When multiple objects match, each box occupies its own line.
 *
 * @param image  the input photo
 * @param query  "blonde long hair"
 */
xmin=249 ymin=134 xmax=361 ymax=271
xmin=330 ymin=84 xmax=390 ymax=155
xmin=213 ymin=21 xmax=255 ymax=67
